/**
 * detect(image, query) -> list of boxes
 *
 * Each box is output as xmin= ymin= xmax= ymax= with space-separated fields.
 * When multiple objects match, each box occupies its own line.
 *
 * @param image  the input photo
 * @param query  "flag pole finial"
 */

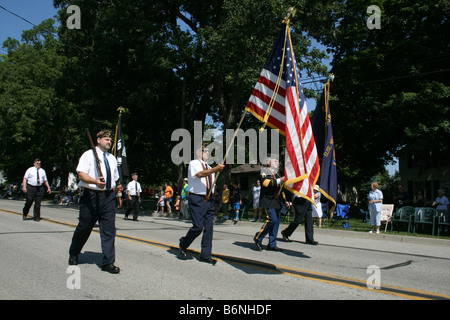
xmin=283 ymin=7 xmax=297 ymax=24
xmin=328 ymin=73 xmax=335 ymax=83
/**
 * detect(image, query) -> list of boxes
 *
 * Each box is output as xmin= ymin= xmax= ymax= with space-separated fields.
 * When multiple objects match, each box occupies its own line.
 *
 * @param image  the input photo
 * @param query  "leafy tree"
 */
xmin=54 ymin=0 xmax=184 ymax=185
xmin=323 ymin=0 xmax=450 ymax=186
xmin=52 ymin=0 xmax=331 ymax=187
xmin=0 ymin=19 xmax=80 ymax=187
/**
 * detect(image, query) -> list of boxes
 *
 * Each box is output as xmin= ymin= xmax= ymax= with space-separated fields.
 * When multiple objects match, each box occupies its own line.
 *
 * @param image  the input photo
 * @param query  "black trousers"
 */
xmin=125 ymin=195 xmax=140 ymax=220
xmin=69 ymin=189 xmax=117 ymax=266
xmin=179 ymin=194 xmax=215 ymax=259
xmin=282 ymin=197 xmax=315 ymax=242
xmin=23 ymin=184 xmax=44 ymax=219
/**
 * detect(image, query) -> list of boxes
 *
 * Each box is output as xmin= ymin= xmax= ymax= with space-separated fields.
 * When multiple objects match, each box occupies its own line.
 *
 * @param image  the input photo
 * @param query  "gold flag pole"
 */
xmin=113 ymin=106 xmax=125 ymax=157
xmin=206 ymin=109 xmax=248 ymax=201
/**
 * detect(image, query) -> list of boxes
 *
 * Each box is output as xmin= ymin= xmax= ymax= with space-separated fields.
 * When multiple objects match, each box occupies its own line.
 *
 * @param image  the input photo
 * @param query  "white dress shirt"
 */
xmin=127 ymin=180 xmax=142 ymax=196
xmin=76 ymin=146 xmax=119 ymax=191
xmin=188 ymin=159 xmax=215 ymax=195
xmin=23 ymin=167 xmax=47 ymax=186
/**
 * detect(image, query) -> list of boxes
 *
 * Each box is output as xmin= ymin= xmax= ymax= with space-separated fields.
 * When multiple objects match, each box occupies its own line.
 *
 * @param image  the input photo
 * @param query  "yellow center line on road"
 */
xmin=2 ymin=208 xmax=449 ymax=300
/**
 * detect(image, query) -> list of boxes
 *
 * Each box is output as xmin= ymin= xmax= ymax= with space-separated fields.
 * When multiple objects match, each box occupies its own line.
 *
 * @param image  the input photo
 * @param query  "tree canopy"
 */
xmin=0 ymin=0 xmax=448 ymax=193
xmin=326 ymin=0 xmax=450 ymax=185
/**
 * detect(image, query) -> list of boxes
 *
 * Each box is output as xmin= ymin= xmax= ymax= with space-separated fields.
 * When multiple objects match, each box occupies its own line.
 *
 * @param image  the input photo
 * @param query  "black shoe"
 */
xmin=253 ymin=235 xmax=263 ymax=251
xmin=199 ymin=257 xmax=217 ymax=265
xmin=22 ymin=214 xmax=27 ymax=220
xmin=101 ymin=264 xmax=120 ymax=274
xmin=266 ymin=246 xmax=283 ymax=252
xmin=68 ymin=255 xmax=78 ymax=265
xmin=33 ymin=218 xmax=41 ymax=222
xmin=132 ymin=218 xmax=139 ymax=221
xmin=306 ymin=240 xmax=318 ymax=245
xmin=178 ymin=247 xmax=188 ymax=259
xmin=124 ymin=216 xmax=129 ymax=220
xmin=281 ymin=230 xmax=291 ymax=242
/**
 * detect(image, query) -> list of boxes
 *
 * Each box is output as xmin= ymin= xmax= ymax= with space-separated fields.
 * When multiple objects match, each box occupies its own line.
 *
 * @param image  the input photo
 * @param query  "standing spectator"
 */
xmin=232 ymin=182 xmax=242 ymax=224
xmin=435 ymin=189 xmax=449 ymax=233
xmin=22 ymin=158 xmax=51 ymax=221
xmin=165 ymin=182 xmax=173 ymax=216
xmin=155 ymin=193 xmax=165 ymax=214
xmin=221 ymin=184 xmax=230 ymax=219
xmin=251 ymin=180 xmax=262 ymax=222
xmin=125 ymin=173 xmax=142 ymax=221
xmin=368 ymin=182 xmax=383 ymax=234
xmin=158 ymin=185 xmax=164 ymax=197
xmin=180 ymin=178 xmax=190 ymax=220
xmin=174 ymin=195 xmax=181 ymax=218
xmin=116 ymin=181 xmax=124 ymax=208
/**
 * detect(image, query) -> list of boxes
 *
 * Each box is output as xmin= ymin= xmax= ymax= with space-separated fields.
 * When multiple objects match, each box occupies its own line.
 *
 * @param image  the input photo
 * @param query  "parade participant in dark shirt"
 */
xmin=253 ymin=155 xmax=289 ymax=251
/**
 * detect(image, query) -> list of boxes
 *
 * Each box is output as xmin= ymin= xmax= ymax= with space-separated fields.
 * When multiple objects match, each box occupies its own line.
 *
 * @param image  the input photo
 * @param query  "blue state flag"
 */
xmin=310 ymin=82 xmax=337 ymax=214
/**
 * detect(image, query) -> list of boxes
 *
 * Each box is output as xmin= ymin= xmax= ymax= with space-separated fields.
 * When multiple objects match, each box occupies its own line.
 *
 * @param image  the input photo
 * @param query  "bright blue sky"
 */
xmin=0 ymin=0 xmax=58 ymax=49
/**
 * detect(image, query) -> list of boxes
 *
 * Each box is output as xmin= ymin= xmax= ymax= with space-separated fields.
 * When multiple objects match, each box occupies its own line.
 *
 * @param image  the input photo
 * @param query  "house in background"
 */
xmin=230 ymin=164 xmax=263 ymax=199
xmin=397 ymin=143 xmax=450 ymax=204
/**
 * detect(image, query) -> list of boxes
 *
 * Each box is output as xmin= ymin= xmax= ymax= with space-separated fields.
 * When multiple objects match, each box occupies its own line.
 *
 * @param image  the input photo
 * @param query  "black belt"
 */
xmin=27 ymin=183 xmax=42 ymax=187
xmin=190 ymin=193 xmax=207 ymax=197
xmin=84 ymin=188 xmax=114 ymax=195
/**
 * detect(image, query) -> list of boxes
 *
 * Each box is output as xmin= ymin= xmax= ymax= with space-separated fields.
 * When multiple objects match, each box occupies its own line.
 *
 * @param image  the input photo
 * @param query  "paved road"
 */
xmin=1 ymin=198 xmax=449 ymax=303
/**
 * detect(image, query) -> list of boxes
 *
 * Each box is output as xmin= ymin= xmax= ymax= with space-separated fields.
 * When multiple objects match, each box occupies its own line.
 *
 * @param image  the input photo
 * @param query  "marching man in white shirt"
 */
xmin=125 ymin=173 xmax=142 ymax=221
xmin=68 ymin=129 xmax=120 ymax=274
xmin=22 ymin=158 xmax=51 ymax=221
xmin=178 ymin=142 xmax=224 ymax=264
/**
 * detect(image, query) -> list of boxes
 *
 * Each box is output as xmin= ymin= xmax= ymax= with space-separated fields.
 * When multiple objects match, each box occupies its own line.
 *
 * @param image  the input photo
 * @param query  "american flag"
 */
xmin=245 ymin=24 xmax=319 ymax=202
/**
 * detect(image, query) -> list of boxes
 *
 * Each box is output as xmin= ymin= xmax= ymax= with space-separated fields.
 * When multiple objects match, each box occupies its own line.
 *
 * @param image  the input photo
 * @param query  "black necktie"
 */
xmin=103 ymin=153 xmax=111 ymax=190
xmin=36 ymin=168 xmax=40 ymax=185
